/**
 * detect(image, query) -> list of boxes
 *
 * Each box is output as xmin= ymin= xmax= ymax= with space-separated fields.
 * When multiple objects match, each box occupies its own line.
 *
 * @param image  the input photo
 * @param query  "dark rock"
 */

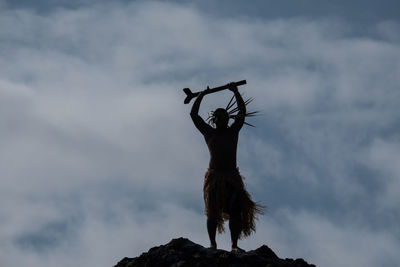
xmin=114 ymin=237 xmax=316 ymax=267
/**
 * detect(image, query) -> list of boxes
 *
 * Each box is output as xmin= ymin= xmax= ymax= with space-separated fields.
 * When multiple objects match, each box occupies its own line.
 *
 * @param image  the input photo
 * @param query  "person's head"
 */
xmin=211 ymin=108 xmax=229 ymax=129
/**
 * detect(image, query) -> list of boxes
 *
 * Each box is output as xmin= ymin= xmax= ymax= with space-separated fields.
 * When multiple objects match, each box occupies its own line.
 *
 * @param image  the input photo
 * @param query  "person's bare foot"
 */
xmin=231 ymin=246 xmax=245 ymax=253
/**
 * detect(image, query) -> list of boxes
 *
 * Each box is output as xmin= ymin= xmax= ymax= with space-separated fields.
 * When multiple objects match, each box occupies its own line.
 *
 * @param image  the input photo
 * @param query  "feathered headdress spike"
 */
xmin=207 ymin=94 xmax=259 ymax=127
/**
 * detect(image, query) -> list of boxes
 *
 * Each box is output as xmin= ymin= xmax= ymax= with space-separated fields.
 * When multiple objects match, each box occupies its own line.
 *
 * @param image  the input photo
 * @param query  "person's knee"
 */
xmin=230 ymin=211 xmax=241 ymax=223
xmin=207 ymin=214 xmax=218 ymax=224
xmin=228 ymin=193 xmax=243 ymax=216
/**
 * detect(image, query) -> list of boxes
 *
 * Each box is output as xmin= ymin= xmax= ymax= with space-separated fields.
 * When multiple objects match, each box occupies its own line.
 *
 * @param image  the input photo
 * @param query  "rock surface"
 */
xmin=114 ymin=237 xmax=316 ymax=267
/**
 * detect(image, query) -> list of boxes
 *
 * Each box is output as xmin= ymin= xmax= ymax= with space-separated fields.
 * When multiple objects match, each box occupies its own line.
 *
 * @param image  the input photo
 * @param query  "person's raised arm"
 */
xmin=190 ymin=88 xmax=213 ymax=136
xmin=229 ymin=83 xmax=246 ymax=132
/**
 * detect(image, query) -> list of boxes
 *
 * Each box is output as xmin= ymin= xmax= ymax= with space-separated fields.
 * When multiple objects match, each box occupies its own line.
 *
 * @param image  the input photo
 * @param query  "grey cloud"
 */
xmin=4 ymin=0 xmax=400 ymax=26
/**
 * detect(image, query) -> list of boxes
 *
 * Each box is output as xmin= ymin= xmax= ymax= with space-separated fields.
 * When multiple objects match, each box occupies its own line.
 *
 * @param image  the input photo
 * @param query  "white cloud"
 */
xmin=279 ymin=210 xmax=400 ymax=267
xmin=364 ymin=139 xmax=400 ymax=209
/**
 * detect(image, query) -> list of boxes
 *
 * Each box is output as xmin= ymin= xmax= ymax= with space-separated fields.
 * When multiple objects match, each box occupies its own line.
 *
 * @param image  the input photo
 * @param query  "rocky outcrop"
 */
xmin=114 ymin=237 xmax=315 ymax=267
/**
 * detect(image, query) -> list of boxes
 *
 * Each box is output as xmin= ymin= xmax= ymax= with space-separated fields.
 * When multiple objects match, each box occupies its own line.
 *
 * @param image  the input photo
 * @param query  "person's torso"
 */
xmin=205 ymin=128 xmax=239 ymax=170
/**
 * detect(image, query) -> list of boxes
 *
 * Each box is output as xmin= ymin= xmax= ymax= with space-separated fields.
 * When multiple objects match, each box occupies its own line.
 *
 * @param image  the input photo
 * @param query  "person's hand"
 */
xmin=227 ymin=82 xmax=238 ymax=93
xmin=199 ymin=86 xmax=211 ymax=97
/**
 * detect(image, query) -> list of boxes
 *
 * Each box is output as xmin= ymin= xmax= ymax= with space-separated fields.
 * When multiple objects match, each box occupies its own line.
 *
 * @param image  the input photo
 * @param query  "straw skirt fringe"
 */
xmin=203 ymin=168 xmax=264 ymax=238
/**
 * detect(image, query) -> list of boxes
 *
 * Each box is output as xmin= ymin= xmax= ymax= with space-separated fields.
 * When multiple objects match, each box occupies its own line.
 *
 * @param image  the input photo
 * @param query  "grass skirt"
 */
xmin=203 ymin=168 xmax=264 ymax=238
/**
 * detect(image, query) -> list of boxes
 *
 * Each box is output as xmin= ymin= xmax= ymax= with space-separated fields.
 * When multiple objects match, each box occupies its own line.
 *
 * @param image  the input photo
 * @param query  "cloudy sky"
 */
xmin=1 ymin=1 xmax=399 ymax=266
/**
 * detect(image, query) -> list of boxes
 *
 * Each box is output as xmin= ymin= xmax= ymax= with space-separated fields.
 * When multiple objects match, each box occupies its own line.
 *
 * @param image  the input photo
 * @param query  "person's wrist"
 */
xmin=201 ymin=86 xmax=211 ymax=95
xmin=228 ymin=82 xmax=238 ymax=92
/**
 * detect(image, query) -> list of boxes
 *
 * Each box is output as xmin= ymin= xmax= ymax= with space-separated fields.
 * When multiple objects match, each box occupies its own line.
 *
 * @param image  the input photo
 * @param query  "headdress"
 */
xmin=207 ymin=94 xmax=259 ymax=127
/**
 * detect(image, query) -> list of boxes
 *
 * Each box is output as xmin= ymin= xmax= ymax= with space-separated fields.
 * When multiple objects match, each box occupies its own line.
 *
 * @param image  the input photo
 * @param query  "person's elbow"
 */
xmin=190 ymin=111 xmax=200 ymax=120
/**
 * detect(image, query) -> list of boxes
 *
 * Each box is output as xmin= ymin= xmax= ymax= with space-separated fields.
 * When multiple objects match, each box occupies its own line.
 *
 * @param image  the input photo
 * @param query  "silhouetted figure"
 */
xmin=190 ymin=82 xmax=263 ymax=252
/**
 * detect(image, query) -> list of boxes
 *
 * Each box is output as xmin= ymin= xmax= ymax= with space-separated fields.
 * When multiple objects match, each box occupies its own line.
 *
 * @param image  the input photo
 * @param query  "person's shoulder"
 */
xmin=203 ymin=126 xmax=216 ymax=136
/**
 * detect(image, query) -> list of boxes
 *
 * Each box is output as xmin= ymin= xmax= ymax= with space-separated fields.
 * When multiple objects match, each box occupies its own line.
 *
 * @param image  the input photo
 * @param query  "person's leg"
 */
xmin=204 ymin=182 xmax=218 ymax=249
xmin=228 ymin=192 xmax=244 ymax=251
xmin=229 ymin=213 xmax=241 ymax=249
xmin=207 ymin=216 xmax=217 ymax=249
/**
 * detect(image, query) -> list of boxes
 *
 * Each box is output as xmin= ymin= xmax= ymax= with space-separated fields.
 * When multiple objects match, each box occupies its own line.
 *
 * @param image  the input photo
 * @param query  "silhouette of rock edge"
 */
xmin=114 ymin=237 xmax=316 ymax=267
